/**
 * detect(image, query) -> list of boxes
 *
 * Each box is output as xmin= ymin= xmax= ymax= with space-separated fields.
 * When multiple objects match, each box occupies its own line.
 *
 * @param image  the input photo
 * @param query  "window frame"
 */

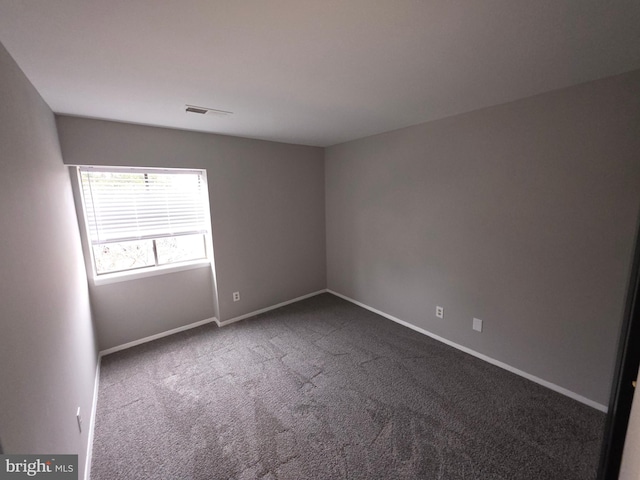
xmin=71 ymin=165 xmax=214 ymax=286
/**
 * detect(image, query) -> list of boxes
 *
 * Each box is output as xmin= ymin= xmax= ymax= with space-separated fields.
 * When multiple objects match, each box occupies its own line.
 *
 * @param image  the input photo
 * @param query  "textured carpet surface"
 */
xmin=92 ymin=293 xmax=605 ymax=479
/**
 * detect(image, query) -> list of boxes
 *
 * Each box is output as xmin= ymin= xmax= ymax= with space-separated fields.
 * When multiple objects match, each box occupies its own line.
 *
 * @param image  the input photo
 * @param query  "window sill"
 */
xmin=91 ymin=259 xmax=211 ymax=286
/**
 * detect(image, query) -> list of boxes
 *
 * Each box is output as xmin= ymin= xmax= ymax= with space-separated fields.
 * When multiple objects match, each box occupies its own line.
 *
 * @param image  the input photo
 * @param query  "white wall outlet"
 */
xmin=233 ymin=291 xmax=240 ymax=302
xmin=473 ymin=317 xmax=483 ymax=332
xmin=436 ymin=306 xmax=444 ymax=319
xmin=76 ymin=407 xmax=82 ymax=433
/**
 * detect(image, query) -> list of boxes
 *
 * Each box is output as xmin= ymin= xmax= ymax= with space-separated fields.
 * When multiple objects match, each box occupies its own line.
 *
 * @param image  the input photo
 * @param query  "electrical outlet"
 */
xmin=76 ymin=407 xmax=82 ymax=433
xmin=473 ymin=317 xmax=483 ymax=332
xmin=436 ymin=306 xmax=444 ymax=319
xmin=233 ymin=291 xmax=240 ymax=302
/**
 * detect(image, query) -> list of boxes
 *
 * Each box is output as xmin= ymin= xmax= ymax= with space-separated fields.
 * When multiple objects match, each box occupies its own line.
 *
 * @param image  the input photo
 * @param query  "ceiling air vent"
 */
xmin=185 ymin=106 xmax=208 ymax=114
xmin=185 ymin=105 xmax=233 ymax=116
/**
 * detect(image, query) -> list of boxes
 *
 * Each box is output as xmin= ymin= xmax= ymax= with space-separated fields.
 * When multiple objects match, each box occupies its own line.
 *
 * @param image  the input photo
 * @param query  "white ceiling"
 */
xmin=0 ymin=1 xmax=639 ymax=147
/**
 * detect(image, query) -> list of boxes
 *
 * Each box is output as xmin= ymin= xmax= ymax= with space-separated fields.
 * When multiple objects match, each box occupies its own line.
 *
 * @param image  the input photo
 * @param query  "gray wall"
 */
xmin=87 ymin=267 xmax=215 ymax=351
xmin=56 ymin=116 xmax=326 ymax=350
xmin=0 ymin=42 xmax=97 ymax=479
xmin=326 ymin=70 xmax=640 ymax=406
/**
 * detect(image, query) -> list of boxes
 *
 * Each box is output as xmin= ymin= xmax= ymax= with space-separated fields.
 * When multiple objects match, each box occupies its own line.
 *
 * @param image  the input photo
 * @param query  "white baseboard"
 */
xmin=98 ymin=290 xmax=328 ymax=356
xmin=99 ymin=317 xmax=218 ymax=356
xmin=327 ymin=289 xmax=608 ymax=413
xmin=84 ymin=357 xmax=101 ymax=480
xmin=216 ymin=289 xmax=328 ymax=327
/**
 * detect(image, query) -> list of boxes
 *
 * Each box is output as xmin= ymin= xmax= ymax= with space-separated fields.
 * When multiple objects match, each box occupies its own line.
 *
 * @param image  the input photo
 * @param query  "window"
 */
xmin=78 ymin=166 xmax=211 ymax=277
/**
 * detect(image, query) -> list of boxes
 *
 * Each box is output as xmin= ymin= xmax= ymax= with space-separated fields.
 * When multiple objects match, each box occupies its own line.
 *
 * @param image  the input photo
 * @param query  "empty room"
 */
xmin=1 ymin=1 xmax=640 ymax=479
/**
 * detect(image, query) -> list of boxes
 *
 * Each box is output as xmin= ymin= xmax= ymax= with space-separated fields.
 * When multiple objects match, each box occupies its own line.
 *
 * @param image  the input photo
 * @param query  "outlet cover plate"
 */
xmin=473 ymin=317 xmax=483 ymax=332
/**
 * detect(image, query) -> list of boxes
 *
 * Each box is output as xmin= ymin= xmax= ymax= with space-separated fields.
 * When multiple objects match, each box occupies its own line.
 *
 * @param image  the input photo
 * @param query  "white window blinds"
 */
xmin=79 ymin=167 xmax=208 ymax=245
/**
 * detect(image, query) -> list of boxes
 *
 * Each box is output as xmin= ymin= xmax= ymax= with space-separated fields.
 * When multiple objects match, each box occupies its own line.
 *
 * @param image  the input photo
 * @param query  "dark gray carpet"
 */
xmin=91 ymin=293 xmax=605 ymax=479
